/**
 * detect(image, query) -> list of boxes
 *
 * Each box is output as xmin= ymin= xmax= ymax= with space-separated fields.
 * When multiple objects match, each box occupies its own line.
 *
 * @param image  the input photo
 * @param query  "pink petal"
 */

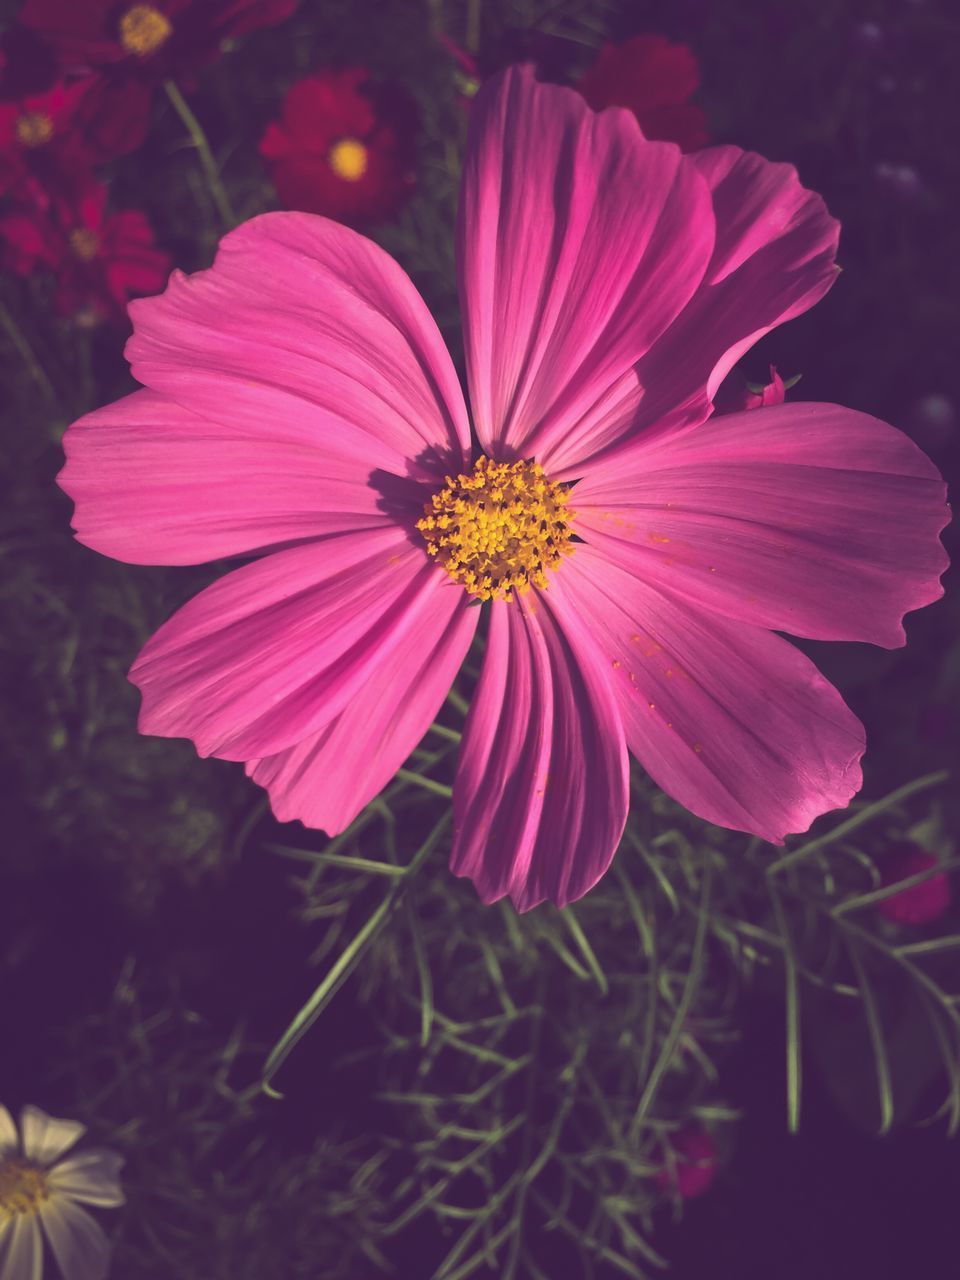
xmin=655 ymin=1128 xmax=718 ymax=1200
xmin=567 ymin=144 xmax=840 ymax=476
xmin=559 ymin=545 xmax=865 ymax=843
xmin=130 ymin=527 xmax=456 ymax=761
xmin=125 ymin=211 xmax=470 ymax=475
xmin=59 ymin=389 xmax=400 ymax=565
xmin=575 ymin=402 xmax=949 ymax=647
xmin=247 ymin=590 xmax=478 ymax=834
xmin=451 ymin=594 xmax=629 ymax=912
xmin=457 ymin=64 xmax=714 ymax=472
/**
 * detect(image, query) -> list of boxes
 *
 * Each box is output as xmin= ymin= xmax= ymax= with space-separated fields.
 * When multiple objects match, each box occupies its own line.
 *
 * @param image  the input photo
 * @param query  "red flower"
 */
xmin=0 ymin=77 xmax=91 ymax=193
xmin=19 ymin=0 xmax=299 ymax=77
xmin=654 ymin=1128 xmax=718 ymax=1200
xmin=1 ymin=179 xmax=170 ymax=322
xmin=877 ymin=846 xmax=951 ymax=926
xmin=0 ymin=78 xmax=90 ymax=153
xmin=0 ymin=70 xmax=156 ymax=196
xmin=259 ymin=68 xmax=413 ymax=225
xmin=575 ymin=34 xmax=708 ymax=151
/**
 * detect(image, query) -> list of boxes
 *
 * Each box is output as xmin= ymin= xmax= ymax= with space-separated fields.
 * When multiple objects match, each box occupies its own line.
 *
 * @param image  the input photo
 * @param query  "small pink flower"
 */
xmin=714 ymin=364 xmax=793 ymax=414
xmin=57 ymin=67 xmax=949 ymax=911
xmin=436 ymin=33 xmax=482 ymax=107
xmin=877 ymin=846 xmax=951 ymax=925
xmin=743 ymin=365 xmax=787 ymax=409
xmin=436 ymin=33 xmax=480 ymax=80
xmin=655 ymin=1128 xmax=718 ymax=1199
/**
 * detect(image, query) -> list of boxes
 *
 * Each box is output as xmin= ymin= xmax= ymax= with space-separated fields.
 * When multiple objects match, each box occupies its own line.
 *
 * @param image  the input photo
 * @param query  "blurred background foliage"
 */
xmin=1 ymin=0 xmax=958 ymax=1277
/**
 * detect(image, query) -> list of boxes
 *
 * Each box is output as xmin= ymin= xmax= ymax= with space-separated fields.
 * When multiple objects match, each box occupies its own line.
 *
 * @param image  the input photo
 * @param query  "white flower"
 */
xmin=0 ymin=1105 xmax=123 ymax=1280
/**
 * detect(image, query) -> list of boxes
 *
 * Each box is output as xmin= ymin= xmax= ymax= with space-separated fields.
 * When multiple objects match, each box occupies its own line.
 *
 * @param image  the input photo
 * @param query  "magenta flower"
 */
xmin=57 ymin=67 xmax=949 ymax=911
xmin=743 ymin=365 xmax=787 ymax=409
xmin=713 ymin=362 xmax=790 ymax=414
xmin=654 ymin=1127 xmax=718 ymax=1199
xmin=877 ymin=846 xmax=951 ymax=926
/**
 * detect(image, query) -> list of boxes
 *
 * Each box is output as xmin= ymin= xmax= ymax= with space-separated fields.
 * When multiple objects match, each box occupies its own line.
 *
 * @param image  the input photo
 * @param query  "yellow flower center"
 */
xmin=69 ymin=228 xmax=100 ymax=261
xmin=418 ymin=456 xmax=575 ymax=602
xmin=118 ymin=4 xmax=173 ymax=57
xmin=15 ymin=112 xmax=54 ymax=147
xmin=328 ymin=138 xmax=368 ymax=182
xmin=0 ymin=1159 xmax=50 ymax=1218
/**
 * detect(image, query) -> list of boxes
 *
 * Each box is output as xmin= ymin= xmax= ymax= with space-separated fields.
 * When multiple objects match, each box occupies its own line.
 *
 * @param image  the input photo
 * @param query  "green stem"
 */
xmin=466 ymin=0 xmax=482 ymax=52
xmin=0 ymin=299 xmax=58 ymax=406
xmin=629 ymin=859 xmax=712 ymax=1140
xmin=260 ymin=810 xmax=450 ymax=1095
xmin=766 ymin=769 xmax=948 ymax=877
xmin=164 ymin=80 xmax=236 ymax=230
xmin=395 ymin=767 xmax=453 ymax=798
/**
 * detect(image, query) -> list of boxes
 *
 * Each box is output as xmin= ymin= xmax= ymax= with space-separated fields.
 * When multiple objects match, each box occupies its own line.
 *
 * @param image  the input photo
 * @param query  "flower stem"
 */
xmin=0 ymin=298 xmax=58 ymax=407
xmin=466 ymin=0 xmax=481 ymax=52
xmin=163 ymin=80 xmax=236 ymax=230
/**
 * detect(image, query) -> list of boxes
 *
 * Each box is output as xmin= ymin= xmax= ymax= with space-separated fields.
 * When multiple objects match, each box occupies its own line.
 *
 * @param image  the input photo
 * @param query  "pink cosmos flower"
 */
xmin=57 ymin=66 xmax=949 ymax=911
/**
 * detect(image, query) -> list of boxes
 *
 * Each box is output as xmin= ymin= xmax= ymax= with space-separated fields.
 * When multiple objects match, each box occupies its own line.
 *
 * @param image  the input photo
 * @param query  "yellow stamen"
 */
xmin=69 ymin=229 xmax=100 ymax=261
xmin=15 ymin=112 xmax=54 ymax=148
xmin=0 ymin=1159 xmax=50 ymax=1218
xmin=118 ymin=4 xmax=173 ymax=57
xmin=417 ymin=456 xmax=576 ymax=602
xmin=328 ymin=138 xmax=368 ymax=181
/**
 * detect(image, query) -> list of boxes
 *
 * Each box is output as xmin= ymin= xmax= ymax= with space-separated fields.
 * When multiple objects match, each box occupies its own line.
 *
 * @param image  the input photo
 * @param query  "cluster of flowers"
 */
xmin=0 ymin=0 xmax=297 ymax=322
xmin=0 ymin=11 xmax=713 ymax=323
xmin=258 ymin=32 xmax=710 ymax=224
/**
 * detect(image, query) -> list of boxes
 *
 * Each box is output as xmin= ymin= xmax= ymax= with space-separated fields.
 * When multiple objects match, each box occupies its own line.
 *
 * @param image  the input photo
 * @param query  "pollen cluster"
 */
xmin=119 ymin=4 xmax=173 ymax=56
xmin=417 ymin=456 xmax=575 ymax=602
xmin=0 ymin=1159 xmax=49 ymax=1218
xmin=69 ymin=228 xmax=99 ymax=262
xmin=15 ymin=112 xmax=54 ymax=148
xmin=328 ymin=138 xmax=369 ymax=181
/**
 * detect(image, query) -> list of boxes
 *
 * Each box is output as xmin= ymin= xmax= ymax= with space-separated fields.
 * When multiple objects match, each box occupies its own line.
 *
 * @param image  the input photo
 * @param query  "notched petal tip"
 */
xmin=450 ymin=594 xmax=629 ymax=913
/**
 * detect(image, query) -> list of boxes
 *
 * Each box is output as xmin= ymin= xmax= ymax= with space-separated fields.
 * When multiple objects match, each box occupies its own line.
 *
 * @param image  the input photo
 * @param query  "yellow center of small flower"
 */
xmin=0 ymin=1159 xmax=50 ymax=1218
xmin=15 ymin=112 xmax=54 ymax=147
xmin=417 ymin=456 xmax=575 ymax=602
xmin=328 ymin=138 xmax=368 ymax=181
xmin=69 ymin=228 xmax=100 ymax=261
xmin=118 ymin=4 xmax=173 ymax=57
